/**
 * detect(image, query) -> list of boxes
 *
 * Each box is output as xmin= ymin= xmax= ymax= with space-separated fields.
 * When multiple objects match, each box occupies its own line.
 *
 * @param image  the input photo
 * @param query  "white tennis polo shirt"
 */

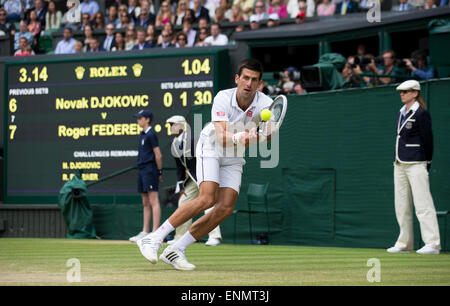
xmin=200 ymin=88 xmax=273 ymax=140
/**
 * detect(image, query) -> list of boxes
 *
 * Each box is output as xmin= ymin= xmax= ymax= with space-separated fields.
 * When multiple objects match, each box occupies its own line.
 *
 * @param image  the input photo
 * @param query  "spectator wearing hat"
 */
xmin=129 ymin=109 xmax=163 ymax=243
xmin=388 ymin=80 xmax=441 ymax=255
xmin=165 ymin=115 xmax=222 ymax=247
xmin=249 ymin=14 xmax=261 ymax=29
xmin=295 ymin=11 xmax=306 ymax=23
xmin=267 ymin=13 xmax=280 ymax=27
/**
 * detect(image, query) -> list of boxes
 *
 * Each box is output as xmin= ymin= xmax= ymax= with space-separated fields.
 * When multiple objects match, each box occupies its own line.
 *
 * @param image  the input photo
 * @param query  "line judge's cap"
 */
xmin=166 ymin=115 xmax=186 ymax=124
xmin=133 ymin=109 xmax=153 ymax=119
xmin=396 ymin=80 xmax=421 ymax=91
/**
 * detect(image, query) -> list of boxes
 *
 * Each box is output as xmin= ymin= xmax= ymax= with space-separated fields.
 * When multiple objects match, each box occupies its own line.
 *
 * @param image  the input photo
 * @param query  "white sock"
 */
xmin=171 ymin=231 xmax=197 ymax=252
xmin=153 ymin=220 xmax=174 ymax=242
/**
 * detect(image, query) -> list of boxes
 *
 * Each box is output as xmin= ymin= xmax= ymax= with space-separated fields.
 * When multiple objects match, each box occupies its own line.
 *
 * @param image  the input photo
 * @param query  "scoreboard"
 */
xmin=3 ymin=49 xmax=229 ymax=203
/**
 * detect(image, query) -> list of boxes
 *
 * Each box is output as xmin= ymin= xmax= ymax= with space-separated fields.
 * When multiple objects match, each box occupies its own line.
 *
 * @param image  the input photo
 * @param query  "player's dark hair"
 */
xmin=237 ymin=58 xmax=263 ymax=80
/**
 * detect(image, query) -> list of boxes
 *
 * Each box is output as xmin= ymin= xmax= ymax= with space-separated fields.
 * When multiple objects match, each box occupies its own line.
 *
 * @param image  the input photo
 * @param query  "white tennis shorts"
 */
xmin=196 ymin=135 xmax=245 ymax=193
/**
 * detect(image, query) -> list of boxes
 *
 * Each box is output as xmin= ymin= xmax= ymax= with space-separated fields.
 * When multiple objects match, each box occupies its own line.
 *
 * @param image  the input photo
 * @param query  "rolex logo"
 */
xmin=132 ymin=63 xmax=143 ymax=77
xmin=75 ymin=66 xmax=85 ymax=80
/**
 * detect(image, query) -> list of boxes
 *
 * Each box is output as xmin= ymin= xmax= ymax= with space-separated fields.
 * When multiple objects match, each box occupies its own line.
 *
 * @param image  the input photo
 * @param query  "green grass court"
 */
xmin=0 ymin=238 xmax=449 ymax=286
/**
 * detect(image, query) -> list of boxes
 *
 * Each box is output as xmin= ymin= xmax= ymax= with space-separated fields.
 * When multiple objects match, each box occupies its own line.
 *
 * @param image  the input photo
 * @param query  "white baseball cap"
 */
xmin=166 ymin=115 xmax=186 ymax=124
xmin=396 ymin=80 xmax=421 ymax=91
xmin=269 ymin=13 xmax=279 ymax=20
xmin=249 ymin=15 xmax=259 ymax=23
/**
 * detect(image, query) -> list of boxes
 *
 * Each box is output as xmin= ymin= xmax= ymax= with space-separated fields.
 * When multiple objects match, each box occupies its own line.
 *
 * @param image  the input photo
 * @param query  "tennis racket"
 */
xmin=257 ymin=95 xmax=288 ymax=137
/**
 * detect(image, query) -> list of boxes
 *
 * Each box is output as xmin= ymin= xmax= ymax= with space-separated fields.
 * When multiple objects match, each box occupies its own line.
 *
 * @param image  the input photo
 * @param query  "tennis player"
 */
xmin=137 ymin=58 xmax=273 ymax=270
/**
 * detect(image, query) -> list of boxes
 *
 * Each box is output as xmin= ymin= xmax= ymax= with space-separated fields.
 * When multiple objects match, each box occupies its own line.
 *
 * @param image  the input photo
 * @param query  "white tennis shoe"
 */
xmin=137 ymin=233 xmax=162 ymax=264
xmin=129 ymin=231 xmax=148 ymax=243
xmin=386 ymin=247 xmax=410 ymax=253
xmin=416 ymin=245 xmax=440 ymax=255
xmin=160 ymin=246 xmax=196 ymax=271
xmin=205 ymin=237 xmax=221 ymax=246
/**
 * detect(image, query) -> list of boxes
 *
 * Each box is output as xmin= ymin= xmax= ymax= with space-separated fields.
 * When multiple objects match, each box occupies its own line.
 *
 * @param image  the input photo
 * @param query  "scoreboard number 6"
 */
xmin=9 ymin=98 xmax=17 ymax=113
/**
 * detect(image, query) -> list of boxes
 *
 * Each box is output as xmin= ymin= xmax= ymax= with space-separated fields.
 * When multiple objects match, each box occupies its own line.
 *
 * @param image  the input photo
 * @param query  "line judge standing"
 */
xmin=387 ymin=80 xmax=441 ymax=255
xmin=165 ymin=115 xmax=222 ymax=246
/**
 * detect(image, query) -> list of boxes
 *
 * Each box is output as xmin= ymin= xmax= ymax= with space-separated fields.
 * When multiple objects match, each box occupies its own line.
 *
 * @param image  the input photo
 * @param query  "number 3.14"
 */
xmin=19 ymin=66 xmax=48 ymax=83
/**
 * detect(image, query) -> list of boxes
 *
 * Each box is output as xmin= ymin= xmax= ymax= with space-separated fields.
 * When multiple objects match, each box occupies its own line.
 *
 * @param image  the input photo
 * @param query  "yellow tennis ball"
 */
xmin=260 ymin=109 xmax=272 ymax=121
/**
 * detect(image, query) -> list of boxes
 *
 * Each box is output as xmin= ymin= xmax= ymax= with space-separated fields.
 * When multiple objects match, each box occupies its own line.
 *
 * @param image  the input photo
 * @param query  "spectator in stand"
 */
xmin=14 ymin=36 xmax=35 ymax=55
xmin=295 ymin=10 xmax=306 ymax=23
xmin=423 ymin=0 xmax=437 ymax=8
xmin=133 ymin=28 xmax=154 ymax=49
xmin=156 ymin=0 xmax=175 ymax=26
xmin=157 ymin=21 xmax=175 ymax=44
xmin=175 ymin=0 xmax=188 ymax=25
xmin=0 ymin=8 xmax=16 ymax=36
xmin=102 ymin=23 xmax=117 ymax=51
xmin=252 ymin=0 xmax=269 ymax=21
xmin=118 ymin=4 xmax=129 ymax=19
xmin=157 ymin=29 xmax=175 ymax=48
xmin=204 ymin=0 xmax=220 ymax=20
xmin=438 ymin=0 xmax=448 ymax=6
xmin=93 ymin=12 xmax=105 ymax=29
xmin=195 ymin=27 xmax=209 ymax=46
xmin=105 ymin=5 xmax=119 ymax=26
xmin=193 ymin=0 xmax=210 ymax=22
xmin=139 ymin=0 xmax=155 ymax=15
xmin=267 ymin=13 xmax=280 ymax=26
xmin=79 ymin=0 xmax=100 ymax=22
xmin=128 ymin=0 xmax=139 ymax=19
xmin=182 ymin=17 xmax=197 ymax=46
xmin=288 ymin=0 xmax=314 ymax=17
xmin=14 ymin=20 xmax=33 ymax=51
xmin=45 ymin=1 xmax=61 ymax=31
xmin=112 ymin=32 xmax=125 ymax=51
xmin=118 ymin=11 xmax=134 ymax=28
xmin=293 ymin=82 xmax=306 ymax=94
xmin=125 ymin=24 xmax=137 ymax=50
xmin=219 ymin=0 xmax=233 ymax=20
xmin=184 ymin=8 xmax=196 ymax=22
xmin=404 ymin=50 xmax=434 ymax=80
xmin=198 ymin=16 xmax=209 ymax=31
xmin=292 ymin=0 xmax=307 ymax=21
xmin=214 ymin=6 xmax=229 ymax=22
xmin=230 ymin=3 xmax=248 ymax=21
xmin=233 ymin=0 xmax=256 ymax=19
xmin=317 ymin=0 xmax=336 ymax=16
xmin=146 ymin=24 xmax=157 ymax=44
xmin=4 ymin=0 xmax=22 ymax=21
xmin=73 ymin=40 xmax=83 ymax=53
xmin=249 ymin=14 xmax=261 ymax=30
xmin=33 ymin=0 xmax=47 ymax=27
xmin=80 ymin=13 xmax=91 ymax=31
xmin=176 ymin=31 xmax=188 ymax=47
xmin=88 ymin=37 xmax=103 ymax=52
xmin=204 ymin=22 xmax=228 ymax=45
xmin=54 ymin=26 xmax=76 ymax=54
xmin=136 ymin=0 xmax=156 ymax=26
xmin=268 ymin=0 xmax=288 ymax=19
xmin=335 ymin=0 xmax=360 ymax=15
xmin=367 ymin=50 xmax=404 ymax=84
xmin=82 ymin=24 xmax=95 ymax=52
xmin=27 ymin=10 xmax=41 ymax=46
xmin=392 ymin=0 xmax=416 ymax=11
